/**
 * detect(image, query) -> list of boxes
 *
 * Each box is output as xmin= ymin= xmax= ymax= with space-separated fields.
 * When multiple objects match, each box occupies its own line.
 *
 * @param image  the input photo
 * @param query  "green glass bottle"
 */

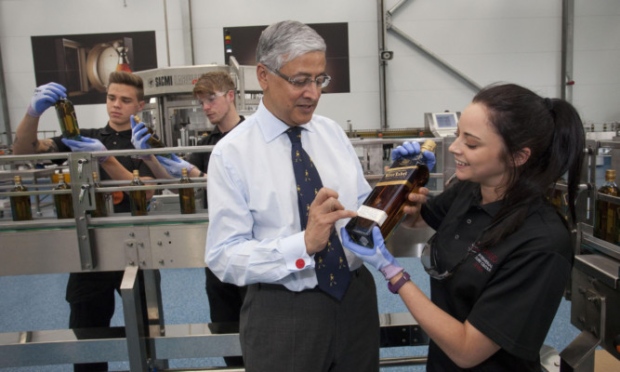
xmin=91 ymin=172 xmax=108 ymax=217
xmin=594 ymin=169 xmax=620 ymax=243
xmin=53 ymin=171 xmax=74 ymax=219
xmin=129 ymin=170 xmax=148 ymax=216
xmin=55 ymin=98 xmax=81 ymax=139
xmin=10 ymin=175 xmax=33 ymax=221
xmin=179 ymin=168 xmax=196 ymax=214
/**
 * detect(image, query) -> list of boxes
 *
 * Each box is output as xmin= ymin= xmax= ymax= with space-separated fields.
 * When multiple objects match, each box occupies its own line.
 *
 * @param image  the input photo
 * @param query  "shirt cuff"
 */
xmin=280 ymin=231 xmax=314 ymax=271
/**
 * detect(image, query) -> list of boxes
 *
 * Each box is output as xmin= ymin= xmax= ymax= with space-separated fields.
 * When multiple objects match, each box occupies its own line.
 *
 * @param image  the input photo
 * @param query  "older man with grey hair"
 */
xmin=205 ymin=20 xmax=380 ymax=371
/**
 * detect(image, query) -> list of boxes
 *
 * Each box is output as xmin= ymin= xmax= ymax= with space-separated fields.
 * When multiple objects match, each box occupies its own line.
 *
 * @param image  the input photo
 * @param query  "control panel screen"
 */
xmin=434 ymin=113 xmax=458 ymax=128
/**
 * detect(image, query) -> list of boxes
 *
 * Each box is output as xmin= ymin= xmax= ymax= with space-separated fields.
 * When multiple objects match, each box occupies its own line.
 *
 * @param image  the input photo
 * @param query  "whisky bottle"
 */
xmin=594 ymin=169 xmax=620 ymax=243
xmin=10 ymin=175 xmax=33 ymax=221
xmin=129 ymin=170 xmax=148 ymax=216
xmin=178 ymin=168 xmax=196 ymax=214
xmin=345 ymin=139 xmax=437 ymax=248
xmin=55 ymin=98 xmax=81 ymax=139
xmin=53 ymin=171 xmax=74 ymax=219
xmin=91 ymin=172 xmax=108 ymax=217
xmin=116 ymin=46 xmax=132 ymax=72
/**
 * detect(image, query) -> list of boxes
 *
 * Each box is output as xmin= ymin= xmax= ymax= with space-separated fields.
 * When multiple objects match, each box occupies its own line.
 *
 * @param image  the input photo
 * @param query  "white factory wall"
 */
xmin=0 ymin=0 xmax=618 ymax=136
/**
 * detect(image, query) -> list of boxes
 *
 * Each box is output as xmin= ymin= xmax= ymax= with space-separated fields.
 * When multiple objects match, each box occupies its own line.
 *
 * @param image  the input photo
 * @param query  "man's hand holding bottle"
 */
xmin=156 ymin=153 xmax=194 ymax=178
xmin=61 ymin=137 xmax=109 ymax=163
xmin=27 ymin=82 xmax=67 ymax=118
xmin=130 ymin=115 xmax=151 ymax=151
xmin=130 ymin=115 xmax=194 ymax=177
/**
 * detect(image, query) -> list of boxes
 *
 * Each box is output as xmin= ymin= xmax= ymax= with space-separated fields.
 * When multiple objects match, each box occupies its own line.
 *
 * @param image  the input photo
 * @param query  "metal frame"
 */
xmin=377 ymin=0 xmax=576 ymax=128
xmin=4 ymin=137 xmax=618 ymax=369
xmin=558 ymin=139 xmax=620 ymax=371
xmin=0 ymin=139 xmax=455 ymax=369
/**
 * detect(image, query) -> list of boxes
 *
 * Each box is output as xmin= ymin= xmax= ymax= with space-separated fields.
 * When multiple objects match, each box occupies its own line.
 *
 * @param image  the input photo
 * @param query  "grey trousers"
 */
xmin=240 ymin=266 xmax=380 ymax=372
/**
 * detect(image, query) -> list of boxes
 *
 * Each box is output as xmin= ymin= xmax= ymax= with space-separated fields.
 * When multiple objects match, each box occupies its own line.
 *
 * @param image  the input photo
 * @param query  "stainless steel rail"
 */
xmin=0 ymin=140 xmax=448 ymax=370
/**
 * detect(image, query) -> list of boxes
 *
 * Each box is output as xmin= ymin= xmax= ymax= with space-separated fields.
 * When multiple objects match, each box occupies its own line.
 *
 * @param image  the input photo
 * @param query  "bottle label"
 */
xmin=376 ymin=166 xmax=417 ymax=187
xmin=356 ymin=205 xmax=389 ymax=226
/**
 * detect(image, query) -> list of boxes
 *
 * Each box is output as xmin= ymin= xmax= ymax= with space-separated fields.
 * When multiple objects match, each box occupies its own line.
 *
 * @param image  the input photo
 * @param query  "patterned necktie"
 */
xmin=286 ymin=127 xmax=351 ymax=300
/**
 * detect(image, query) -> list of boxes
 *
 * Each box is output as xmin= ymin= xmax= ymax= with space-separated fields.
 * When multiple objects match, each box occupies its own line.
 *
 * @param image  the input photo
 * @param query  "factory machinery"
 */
xmin=0 ymin=133 xmax=618 ymax=371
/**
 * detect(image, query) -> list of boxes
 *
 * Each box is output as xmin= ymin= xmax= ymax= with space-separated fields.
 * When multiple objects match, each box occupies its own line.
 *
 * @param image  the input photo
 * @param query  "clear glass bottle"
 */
xmin=594 ymin=169 xmax=620 ymax=243
xmin=53 ymin=171 xmax=74 ymax=219
xmin=10 ymin=175 xmax=33 ymax=221
xmin=91 ymin=172 xmax=108 ymax=217
xmin=54 ymin=98 xmax=81 ymax=139
xmin=178 ymin=168 xmax=196 ymax=214
xmin=345 ymin=139 xmax=437 ymax=248
xmin=129 ymin=170 xmax=148 ymax=216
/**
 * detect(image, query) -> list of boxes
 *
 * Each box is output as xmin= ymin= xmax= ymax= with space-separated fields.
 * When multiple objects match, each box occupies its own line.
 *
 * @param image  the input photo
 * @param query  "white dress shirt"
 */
xmin=205 ymin=100 xmax=372 ymax=292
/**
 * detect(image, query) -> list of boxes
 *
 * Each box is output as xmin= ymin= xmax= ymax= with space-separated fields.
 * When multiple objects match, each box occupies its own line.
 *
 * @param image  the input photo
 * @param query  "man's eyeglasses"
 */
xmin=421 ymin=234 xmax=480 ymax=281
xmin=267 ymin=67 xmax=331 ymax=89
xmin=199 ymin=91 xmax=227 ymax=106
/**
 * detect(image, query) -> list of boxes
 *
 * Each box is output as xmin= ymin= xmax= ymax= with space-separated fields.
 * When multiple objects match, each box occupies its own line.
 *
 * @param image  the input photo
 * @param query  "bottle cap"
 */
xmin=13 ymin=175 xmax=21 ymax=183
xmin=606 ymin=169 xmax=616 ymax=180
xmin=421 ymin=139 xmax=437 ymax=153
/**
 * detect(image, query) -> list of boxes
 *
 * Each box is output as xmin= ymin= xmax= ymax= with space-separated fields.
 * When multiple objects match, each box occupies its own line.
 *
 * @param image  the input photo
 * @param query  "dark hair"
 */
xmin=193 ymin=71 xmax=236 ymax=96
xmin=473 ymin=83 xmax=585 ymax=248
xmin=107 ymin=71 xmax=144 ymax=101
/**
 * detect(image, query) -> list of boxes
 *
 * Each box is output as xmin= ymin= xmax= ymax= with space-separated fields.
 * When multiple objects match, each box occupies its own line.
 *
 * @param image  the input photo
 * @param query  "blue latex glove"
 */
xmin=27 ymin=82 xmax=67 ymax=117
xmin=156 ymin=153 xmax=195 ymax=178
xmin=131 ymin=115 xmax=151 ymax=150
xmin=340 ymin=226 xmax=404 ymax=280
xmin=61 ymin=136 xmax=109 ymax=163
xmin=391 ymin=141 xmax=436 ymax=171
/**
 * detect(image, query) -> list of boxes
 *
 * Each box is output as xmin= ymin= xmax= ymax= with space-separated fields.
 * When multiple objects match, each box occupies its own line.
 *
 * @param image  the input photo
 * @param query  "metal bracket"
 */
xmin=68 ymin=153 xmax=97 ymax=270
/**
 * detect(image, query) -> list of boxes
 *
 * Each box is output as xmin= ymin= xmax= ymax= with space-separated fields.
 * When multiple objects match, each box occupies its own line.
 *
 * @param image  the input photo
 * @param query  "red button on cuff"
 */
xmin=295 ymin=258 xmax=305 ymax=269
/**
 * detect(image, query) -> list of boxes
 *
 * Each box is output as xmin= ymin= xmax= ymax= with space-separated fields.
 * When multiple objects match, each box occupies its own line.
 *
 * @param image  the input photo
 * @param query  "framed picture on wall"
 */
xmin=31 ymin=31 xmax=157 ymax=105
xmin=223 ymin=23 xmax=350 ymax=94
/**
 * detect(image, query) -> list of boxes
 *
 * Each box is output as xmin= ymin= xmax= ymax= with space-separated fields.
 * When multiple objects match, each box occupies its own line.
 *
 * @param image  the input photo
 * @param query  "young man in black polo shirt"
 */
xmin=131 ymin=70 xmax=245 ymax=366
xmin=14 ymin=71 xmax=155 ymax=372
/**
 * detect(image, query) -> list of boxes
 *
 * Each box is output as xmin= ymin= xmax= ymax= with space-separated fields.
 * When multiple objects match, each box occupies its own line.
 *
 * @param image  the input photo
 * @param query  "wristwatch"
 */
xmin=388 ymin=271 xmax=411 ymax=294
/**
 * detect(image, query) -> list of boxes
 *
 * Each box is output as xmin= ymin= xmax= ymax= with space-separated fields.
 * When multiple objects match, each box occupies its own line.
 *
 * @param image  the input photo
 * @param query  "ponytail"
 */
xmin=472 ymin=83 xmax=585 ymax=249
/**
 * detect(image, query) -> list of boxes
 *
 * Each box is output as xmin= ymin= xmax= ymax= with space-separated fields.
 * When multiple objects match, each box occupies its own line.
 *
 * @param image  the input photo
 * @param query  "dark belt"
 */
xmin=257 ymin=267 xmax=363 ymax=293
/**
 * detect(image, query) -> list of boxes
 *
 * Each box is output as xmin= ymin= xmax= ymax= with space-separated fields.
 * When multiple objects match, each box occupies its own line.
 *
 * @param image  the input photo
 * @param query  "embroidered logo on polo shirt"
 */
xmin=473 ymin=250 xmax=498 ymax=273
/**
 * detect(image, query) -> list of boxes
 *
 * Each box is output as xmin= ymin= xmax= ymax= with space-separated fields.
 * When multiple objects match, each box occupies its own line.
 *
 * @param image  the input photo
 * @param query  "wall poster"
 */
xmin=223 ymin=23 xmax=350 ymax=94
xmin=31 ymin=31 xmax=157 ymax=105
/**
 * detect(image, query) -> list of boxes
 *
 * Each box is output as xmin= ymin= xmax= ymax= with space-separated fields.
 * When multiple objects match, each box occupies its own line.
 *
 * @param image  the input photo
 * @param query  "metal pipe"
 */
xmin=379 ymin=356 xmax=428 ymax=366
xmin=389 ymin=24 xmax=482 ymax=93
xmin=377 ymin=0 xmax=389 ymax=130
xmin=561 ymin=0 xmax=575 ymax=101
xmin=163 ymin=0 xmax=171 ymax=66
xmin=0 ymin=46 xmax=11 ymax=149
xmin=181 ymin=0 xmax=194 ymax=65
xmin=388 ymin=0 xmax=411 ymax=17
